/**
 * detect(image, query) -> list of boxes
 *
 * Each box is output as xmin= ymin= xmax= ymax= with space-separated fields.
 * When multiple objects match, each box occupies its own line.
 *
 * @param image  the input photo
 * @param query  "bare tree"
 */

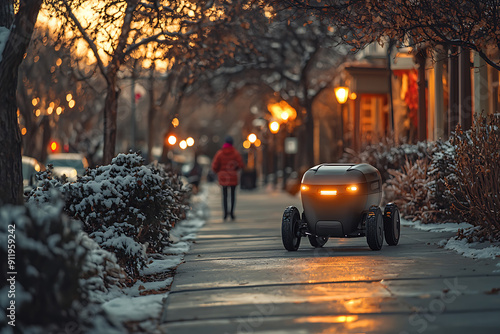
xmin=48 ymin=0 xmax=260 ymax=163
xmin=278 ymin=0 xmax=500 ymax=70
xmin=194 ymin=7 xmax=346 ymax=167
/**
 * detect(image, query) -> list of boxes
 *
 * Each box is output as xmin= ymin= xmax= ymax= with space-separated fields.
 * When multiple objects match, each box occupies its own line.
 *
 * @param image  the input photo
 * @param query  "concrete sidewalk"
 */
xmin=159 ymin=185 xmax=500 ymax=334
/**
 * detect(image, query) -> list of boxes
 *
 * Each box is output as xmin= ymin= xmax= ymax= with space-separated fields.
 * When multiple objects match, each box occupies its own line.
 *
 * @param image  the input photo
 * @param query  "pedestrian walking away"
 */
xmin=211 ymin=136 xmax=245 ymax=221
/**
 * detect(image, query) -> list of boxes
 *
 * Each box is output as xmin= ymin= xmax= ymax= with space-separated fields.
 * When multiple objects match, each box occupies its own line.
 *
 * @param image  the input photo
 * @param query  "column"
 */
xmin=473 ymin=51 xmax=489 ymax=117
xmin=434 ymin=50 xmax=445 ymax=140
xmin=459 ymin=48 xmax=472 ymax=129
xmin=448 ymin=46 xmax=459 ymax=135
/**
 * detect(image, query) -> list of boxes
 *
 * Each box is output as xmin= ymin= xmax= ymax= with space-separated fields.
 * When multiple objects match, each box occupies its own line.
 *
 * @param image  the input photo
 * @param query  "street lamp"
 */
xmin=167 ymin=135 xmax=177 ymax=145
xmin=186 ymin=137 xmax=195 ymax=147
xmin=248 ymin=133 xmax=257 ymax=144
xmin=269 ymin=121 xmax=280 ymax=134
xmin=179 ymin=140 xmax=187 ymax=150
xmin=334 ymin=86 xmax=349 ymax=104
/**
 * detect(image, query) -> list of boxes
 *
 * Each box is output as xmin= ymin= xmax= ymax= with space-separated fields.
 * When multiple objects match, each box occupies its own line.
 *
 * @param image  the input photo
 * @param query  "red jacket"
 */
xmin=212 ymin=144 xmax=245 ymax=186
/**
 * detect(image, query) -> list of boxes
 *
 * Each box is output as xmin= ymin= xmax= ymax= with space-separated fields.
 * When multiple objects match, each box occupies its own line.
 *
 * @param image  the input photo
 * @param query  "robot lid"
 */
xmin=301 ymin=163 xmax=381 ymax=186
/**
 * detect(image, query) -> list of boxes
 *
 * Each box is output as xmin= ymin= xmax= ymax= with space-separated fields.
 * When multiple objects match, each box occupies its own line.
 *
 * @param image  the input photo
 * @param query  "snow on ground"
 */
xmin=438 ymin=238 xmax=500 ymax=260
xmin=98 ymin=184 xmax=209 ymax=329
xmin=140 ymin=256 xmax=183 ymax=276
xmin=102 ymin=294 xmax=166 ymax=325
xmin=402 ymin=218 xmax=500 ymax=270
xmin=401 ymin=218 xmax=473 ymax=232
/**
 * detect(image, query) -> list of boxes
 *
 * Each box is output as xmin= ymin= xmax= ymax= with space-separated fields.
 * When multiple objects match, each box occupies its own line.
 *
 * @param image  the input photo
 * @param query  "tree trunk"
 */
xmin=304 ymin=103 xmax=314 ymax=168
xmin=0 ymin=0 xmax=43 ymax=205
xmin=147 ymin=64 xmax=156 ymax=163
xmin=102 ymin=74 xmax=119 ymax=164
xmin=416 ymin=49 xmax=427 ymax=141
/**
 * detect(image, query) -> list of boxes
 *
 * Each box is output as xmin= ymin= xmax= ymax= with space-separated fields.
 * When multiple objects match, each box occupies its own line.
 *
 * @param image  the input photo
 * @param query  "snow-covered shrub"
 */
xmin=342 ymin=138 xmax=429 ymax=182
xmin=385 ymin=158 xmax=435 ymax=221
xmin=0 ymin=200 xmax=87 ymax=329
xmin=28 ymin=152 xmax=191 ymax=277
xmin=79 ymin=233 xmax=128 ymax=303
xmin=426 ymin=140 xmax=466 ymax=222
xmin=451 ymin=114 xmax=500 ymax=240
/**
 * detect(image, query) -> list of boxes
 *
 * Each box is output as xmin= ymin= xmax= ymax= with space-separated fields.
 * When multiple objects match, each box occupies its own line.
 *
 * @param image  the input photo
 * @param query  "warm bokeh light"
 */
xmin=56 ymin=107 xmax=63 ymax=115
xmin=50 ymin=141 xmax=58 ymax=152
xmin=281 ymin=111 xmax=289 ymax=121
xmin=172 ymin=118 xmax=179 ymax=128
xmin=301 ymin=185 xmax=309 ymax=191
xmin=334 ymin=86 xmax=349 ymax=104
xmin=243 ymin=140 xmax=251 ymax=149
xmin=269 ymin=121 xmax=280 ymax=134
xmin=47 ymin=107 xmax=53 ymax=115
xmin=32 ymin=98 xmax=38 ymax=106
xmin=186 ymin=137 xmax=195 ymax=147
xmin=167 ymin=135 xmax=177 ymax=145
xmin=254 ymin=139 xmax=261 ymax=147
xmin=21 ymin=128 xmax=27 ymax=136
xmin=66 ymin=93 xmax=73 ymax=102
xmin=268 ymin=100 xmax=297 ymax=122
xmin=68 ymin=100 xmax=76 ymax=108
xmin=179 ymin=140 xmax=187 ymax=150
xmin=247 ymin=133 xmax=257 ymax=143
xmin=349 ymin=92 xmax=357 ymax=100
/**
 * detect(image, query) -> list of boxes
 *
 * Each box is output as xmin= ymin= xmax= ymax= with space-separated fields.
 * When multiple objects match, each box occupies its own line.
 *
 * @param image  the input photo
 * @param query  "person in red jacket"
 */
xmin=212 ymin=136 xmax=245 ymax=220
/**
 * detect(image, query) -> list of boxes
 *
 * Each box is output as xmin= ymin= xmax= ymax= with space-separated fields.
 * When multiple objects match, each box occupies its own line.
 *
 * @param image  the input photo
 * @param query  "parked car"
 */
xmin=46 ymin=153 xmax=89 ymax=181
xmin=22 ymin=156 xmax=45 ymax=192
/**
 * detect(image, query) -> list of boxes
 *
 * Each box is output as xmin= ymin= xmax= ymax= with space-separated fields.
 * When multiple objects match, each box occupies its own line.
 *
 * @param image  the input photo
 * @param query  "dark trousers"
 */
xmin=222 ymin=185 xmax=236 ymax=219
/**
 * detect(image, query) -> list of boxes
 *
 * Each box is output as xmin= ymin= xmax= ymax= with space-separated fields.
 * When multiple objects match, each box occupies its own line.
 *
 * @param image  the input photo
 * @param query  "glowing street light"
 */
xmin=167 ymin=135 xmax=177 ymax=145
xmin=247 ymin=133 xmax=257 ymax=144
xmin=334 ymin=86 xmax=349 ymax=104
xmin=243 ymin=140 xmax=251 ymax=149
xmin=269 ymin=121 xmax=280 ymax=134
xmin=186 ymin=137 xmax=195 ymax=147
xmin=172 ymin=117 xmax=179 ymax=128
xmin=280 ymin=111 xmax=289 ymax=121
xmin=179 ymin=140 xmax=187 ymax=150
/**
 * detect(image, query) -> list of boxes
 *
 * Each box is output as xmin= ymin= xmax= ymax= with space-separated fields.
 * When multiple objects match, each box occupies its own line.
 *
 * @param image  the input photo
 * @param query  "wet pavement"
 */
xmin=159 ymin=185 xmax=500 ymax=333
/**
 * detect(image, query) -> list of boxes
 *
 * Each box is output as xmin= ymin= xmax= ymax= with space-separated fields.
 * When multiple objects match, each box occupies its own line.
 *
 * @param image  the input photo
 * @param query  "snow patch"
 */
xmin=140 ymin=256 xmax=183 ymax=276
xmin=124 ymin=278 xmax=173 ymax=297
xmin=401 ymin=218 xmax=473 ymax=232
xmin=442 ymin=238 xmax=500 ymax=260
xmin=102 ymin=294 xmax=167 ymax=325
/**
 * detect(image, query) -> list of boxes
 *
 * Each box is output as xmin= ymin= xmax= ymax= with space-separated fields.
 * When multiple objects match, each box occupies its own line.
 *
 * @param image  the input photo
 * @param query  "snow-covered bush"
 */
xmin=0 ymin=199 xmax=86 ymax=330
xmin=79 ymin=233 xmax=128 ymax=303
xmin=426 ymin=140 xmax=465 ymax=222
xmin=342 ymin=138 xmax=429 ymax=182
xmin=385 ymin=158 xmax=434 ymax=221
xmin=28 ymin=153 xmax=191 ymax=277
xmin=451 ymin=114 xmax=500 ymax=240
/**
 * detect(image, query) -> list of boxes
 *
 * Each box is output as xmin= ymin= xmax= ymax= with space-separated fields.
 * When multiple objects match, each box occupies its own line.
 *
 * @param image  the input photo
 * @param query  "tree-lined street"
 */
xmin=2 ymin=1 xmax=500 ymax=332
xmin=160 ymin=187 xmax=500 ymax=333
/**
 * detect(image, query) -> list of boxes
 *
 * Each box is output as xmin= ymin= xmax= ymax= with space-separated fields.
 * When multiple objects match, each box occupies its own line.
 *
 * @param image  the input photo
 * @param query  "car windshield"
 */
xmin=47 ymin=159 xmax=83 ymax=169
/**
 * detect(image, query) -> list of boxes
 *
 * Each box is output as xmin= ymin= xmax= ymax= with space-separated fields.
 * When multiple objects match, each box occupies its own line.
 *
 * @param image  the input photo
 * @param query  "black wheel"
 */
xmin=384 ymin=203 xmax=401 ymax=246
xmin=308 ymin=235 xmax=328 ymax=248
xmin=282 ymin=206 xmax=301 ymax=251
xmin=366 ymin=206 xmax=384 ymax=251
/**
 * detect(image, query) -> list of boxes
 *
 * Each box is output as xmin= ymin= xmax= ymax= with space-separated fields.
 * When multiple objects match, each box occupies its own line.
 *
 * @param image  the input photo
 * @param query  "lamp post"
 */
xmin=267 ymin=101 xmax=298 ymax=191
xmin=334 ymin=86 xmax=350 ymax=158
